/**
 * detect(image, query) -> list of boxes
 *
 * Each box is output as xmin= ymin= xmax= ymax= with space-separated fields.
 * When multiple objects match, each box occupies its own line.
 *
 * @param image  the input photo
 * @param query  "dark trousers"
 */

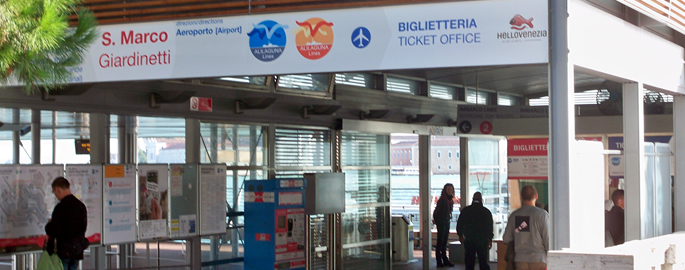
xmin=61 ymin=258 xmax=78 ymax=270
xmin=464 ymin=239 xmax=490 ymax=270
xmin=435 ymin=220 xmax=450 ymax=264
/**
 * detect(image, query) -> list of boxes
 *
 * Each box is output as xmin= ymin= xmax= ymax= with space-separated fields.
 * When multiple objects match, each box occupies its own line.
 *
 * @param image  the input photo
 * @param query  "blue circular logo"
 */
xmin=351 ymin=27 xmax=371 ymax=49
xmin=248 ymin=20 xmax=288 ymax=62
xmin=611 ymin=157 xmax=621 ymax=166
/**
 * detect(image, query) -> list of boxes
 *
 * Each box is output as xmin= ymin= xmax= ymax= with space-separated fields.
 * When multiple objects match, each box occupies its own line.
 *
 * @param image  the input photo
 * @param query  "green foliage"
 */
xmin=0 ymin=0 xmax=98 ymax=94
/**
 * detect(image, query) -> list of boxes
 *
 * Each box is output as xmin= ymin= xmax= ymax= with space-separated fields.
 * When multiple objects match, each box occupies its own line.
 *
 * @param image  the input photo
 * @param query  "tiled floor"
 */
xmin=393 ymin=250 xmax=497 ymax=270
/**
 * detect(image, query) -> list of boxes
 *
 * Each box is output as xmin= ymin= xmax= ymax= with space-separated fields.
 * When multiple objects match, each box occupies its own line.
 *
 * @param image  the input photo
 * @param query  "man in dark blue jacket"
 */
xmin=46 ymin=177 xmax=88 ymax=270
xmin=457 ymin=192 xmax=493 ymax=270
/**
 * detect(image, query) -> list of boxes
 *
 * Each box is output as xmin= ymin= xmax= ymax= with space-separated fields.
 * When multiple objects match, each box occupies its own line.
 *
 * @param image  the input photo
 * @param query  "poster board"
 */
xmin=169 ymin=164 xmax=198 ymax=238
xmin=0 ymin=165 xmax=64 ymax=254
xmin=66 ymin=164 xmax=103 ymax=245
xmin=103 ymin=164 xmax=137 ymax=245
xmin=507 ymin=138 xmax=548 ymax=180
xmin=199 ymin=164 xmax=227 ymax=235
xmin=137 ymin=165 xmax=170 ymax=240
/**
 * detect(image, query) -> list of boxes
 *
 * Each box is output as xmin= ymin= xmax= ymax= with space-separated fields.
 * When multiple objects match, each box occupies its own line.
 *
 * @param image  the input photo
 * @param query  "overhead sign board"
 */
xmin=189 ymin=97 xmax=212 ymax=112
xmin=53 ymin=0 xmax=548 ymax=84
xmin=457 ymin=105 xmax=549 ymax=135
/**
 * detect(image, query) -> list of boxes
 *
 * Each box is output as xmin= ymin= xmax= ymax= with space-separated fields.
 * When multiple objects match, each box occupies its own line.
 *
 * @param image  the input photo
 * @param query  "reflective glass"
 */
xmin=335 ymin=73 xmax=375 ymax=88
xmin=341 ymin=133 xmax=389 ymax=166
xmin=278 ymin=74 xmax=331 ymax=92
xmin=342 ymin=206 xmax=390 ymax=244
xmin=199 ymin=124 xmax=266 ymax=166
xmin=275 ymin=128 xmax=331 ymax=167
xmin=342 ymin=243 xmax=391 ymax=269
xmin=387 ymin=77 xmax=420 ymax=95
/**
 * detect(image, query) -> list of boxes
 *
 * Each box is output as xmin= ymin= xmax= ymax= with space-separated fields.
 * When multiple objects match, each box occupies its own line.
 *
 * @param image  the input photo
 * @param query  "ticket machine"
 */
xmin=244 ymin=179 xmax=306 ymax=270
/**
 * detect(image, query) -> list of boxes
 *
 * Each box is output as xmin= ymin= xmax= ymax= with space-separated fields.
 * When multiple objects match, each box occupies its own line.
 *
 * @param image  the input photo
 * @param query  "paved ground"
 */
xmin=1 ymin=244 xmax=497 ymax=270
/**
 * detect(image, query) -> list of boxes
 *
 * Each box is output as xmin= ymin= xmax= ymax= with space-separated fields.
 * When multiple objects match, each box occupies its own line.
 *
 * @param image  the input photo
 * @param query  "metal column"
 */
xmin=118 ymin=115 xmax=137 ymax=269
xmin=419 ymin=135 xmax=431 ymax=270
xmin=675 ymin=96 xmax=685 ymax=232
xmin=623 ymin=82 xmax=645 ymax=241
xmin=31 ymin=109 xmax=40 ymax=164
xmin=459 ymin=137 xmax=469 ymax=210
xmin=548 ymin=0 xmax=574 ymax=250
xmin=90 ymin=113 xmax=109 ymax=270
xmin=185 ymin=118 xmax=202 ymax=270
xmin=12 ymin=109 xmax=20 ymax=164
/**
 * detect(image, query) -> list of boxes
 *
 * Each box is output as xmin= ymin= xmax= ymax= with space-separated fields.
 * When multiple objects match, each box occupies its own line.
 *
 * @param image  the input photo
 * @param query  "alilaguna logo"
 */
xmin=247 ymin=20 xmax=288 ymax=62
xmin=293 ymin=17 xmax=334 ymax=60
xmin=497 ymin=14 xmax=547 ymax=40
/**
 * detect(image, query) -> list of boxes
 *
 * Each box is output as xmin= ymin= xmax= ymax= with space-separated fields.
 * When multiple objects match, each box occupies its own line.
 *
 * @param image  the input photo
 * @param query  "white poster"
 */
xmin=609 ymin=155 xmax=624 ymax=178
xmin=199 ymin=165 xmax=227 ymax=235
xmin=49 ymin=0 xmax=547 ymax=84
xmin=0 ymin=165 xmax=63 ymax=254
xmin=66 ymin=164 xmax=103 ymax=245
xmin=103 ymin=165 xmax=137 ymax=245
xmin=137 ymin=165 xmax=170 ymax=240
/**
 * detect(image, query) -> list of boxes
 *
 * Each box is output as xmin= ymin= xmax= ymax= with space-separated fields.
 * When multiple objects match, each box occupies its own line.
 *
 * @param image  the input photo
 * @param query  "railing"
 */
xmin=74 ymin=0 xmax=446 ymax=25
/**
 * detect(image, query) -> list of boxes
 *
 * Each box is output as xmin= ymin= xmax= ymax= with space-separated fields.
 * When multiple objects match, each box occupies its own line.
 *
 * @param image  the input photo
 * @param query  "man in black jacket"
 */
xmin=457 ymin=192 xmax=493 ymax=270
xmin=605 ymin=189 xmax=625 ymax=246
xmin=46 ymin=177 xmax=88 ymax=270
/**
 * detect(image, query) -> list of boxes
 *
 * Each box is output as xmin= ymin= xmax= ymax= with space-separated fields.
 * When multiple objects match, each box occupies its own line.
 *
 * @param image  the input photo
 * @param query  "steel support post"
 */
xmin=419 ymin=135 xmax=431 ymax=269
xmin=674 ymin=96 xmax=685 ymax=232
xmin=31 ymin=109 xmax=40 ymax=164
xmin=623 ymin=82 xmax=645 ymax=241
xmin=549 ymin=0 xmax=574 ymax=250
xmin=460 ymin=137 xmax=469 ymax=210
xmin=185 ymin=118 xmax=202 ymax=270
xmin=89 ymin=113 xmax=109 ymax=270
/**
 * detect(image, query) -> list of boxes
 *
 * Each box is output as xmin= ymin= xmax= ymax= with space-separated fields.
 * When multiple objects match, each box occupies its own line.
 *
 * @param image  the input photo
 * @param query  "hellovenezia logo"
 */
xmin=293 ymin=17 xmax=334 ymax=60
xmin=497 ymin=14 xmax=547 ymax=40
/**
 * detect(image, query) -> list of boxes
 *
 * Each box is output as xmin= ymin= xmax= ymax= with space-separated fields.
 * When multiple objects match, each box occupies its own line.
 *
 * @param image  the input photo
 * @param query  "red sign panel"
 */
xmin=190 ymin=97 xmax=212 ymax=112
xmin=508 ymin=138 xmax=548 ymax=156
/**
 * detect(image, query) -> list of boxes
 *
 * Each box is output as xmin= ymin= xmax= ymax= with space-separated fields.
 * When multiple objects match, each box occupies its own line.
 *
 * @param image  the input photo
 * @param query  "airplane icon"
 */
xmin=351 ymin=27 xmax=371 ymax=48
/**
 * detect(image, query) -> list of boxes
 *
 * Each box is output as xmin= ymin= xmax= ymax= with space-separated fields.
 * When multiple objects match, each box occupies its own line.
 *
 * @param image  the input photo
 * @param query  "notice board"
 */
xmin=169 ymin=164 xmax=198 ymax=238
xmin=66 ymin=164 xmax=103 ymax=245
xmin=103 ymin=165 xmax=137 ymax=245
xmin=199 ymin=164 xmax=227 ymax=235
xmin=0 ymin=165 xmax=64 ymax=254
xmin=138 ymin=165 xmax=170 ymax=240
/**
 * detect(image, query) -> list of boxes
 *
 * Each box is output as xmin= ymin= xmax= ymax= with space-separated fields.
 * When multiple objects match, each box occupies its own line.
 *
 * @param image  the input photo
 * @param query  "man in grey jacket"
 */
xmin=503 ymin=185 xmax=549 ymax=270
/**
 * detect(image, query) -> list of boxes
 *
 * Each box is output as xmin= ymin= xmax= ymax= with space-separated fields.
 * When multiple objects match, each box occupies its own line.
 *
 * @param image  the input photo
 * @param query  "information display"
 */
xmin=199 ymin=165 xmax=227 ymax=235
xmin=169 ymin=164 xmax=198 ymax=238
xmin=507 ymin=138 xmax=548 ymax=179
xmin=137 ymin=165 xmax=170 ymax=240
xmin=0 ymin=165 xmax=64 ymax=254
xmin=103 ymin=165 xmax=137 ymax=245
xmin=66 ymin=165 xmax=103 ymax=245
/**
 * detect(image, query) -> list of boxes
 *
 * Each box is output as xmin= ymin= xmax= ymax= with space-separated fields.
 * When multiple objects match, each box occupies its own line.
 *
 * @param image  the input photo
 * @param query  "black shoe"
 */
xmin=436 ymin=263 xmax=445 ymax=268
xmin=443 ymin=260 xmax=455 ymax=267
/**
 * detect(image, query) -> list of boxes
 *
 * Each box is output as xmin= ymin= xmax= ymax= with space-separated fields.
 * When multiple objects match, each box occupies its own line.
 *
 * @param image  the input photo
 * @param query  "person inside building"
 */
xmin=503 ymin=185 xmax=550 ymax=270
xmin=456 ymin=192 xmax=493 ymax=270
xmin=46 ymin=177 xmax=89 ymax=270
xmin=433 ymin=183 xmax=456 ymax=267
xmin=605 ymin=189 xmax=625 ymax=246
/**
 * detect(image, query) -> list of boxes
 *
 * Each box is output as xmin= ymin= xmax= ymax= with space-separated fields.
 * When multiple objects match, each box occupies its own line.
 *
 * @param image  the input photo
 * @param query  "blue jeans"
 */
xmin=61 ymin=258 xmax=78 ymax=270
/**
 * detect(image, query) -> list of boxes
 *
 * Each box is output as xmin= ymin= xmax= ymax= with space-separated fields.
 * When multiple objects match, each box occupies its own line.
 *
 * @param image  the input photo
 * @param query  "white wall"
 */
xmin=569 ymin=0 xmax=684 ymax=93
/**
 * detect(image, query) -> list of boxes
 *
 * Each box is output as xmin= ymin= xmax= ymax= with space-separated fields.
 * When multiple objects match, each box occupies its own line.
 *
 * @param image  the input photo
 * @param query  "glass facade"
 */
xmin=341 ymin=132 xmax=391 ymax=269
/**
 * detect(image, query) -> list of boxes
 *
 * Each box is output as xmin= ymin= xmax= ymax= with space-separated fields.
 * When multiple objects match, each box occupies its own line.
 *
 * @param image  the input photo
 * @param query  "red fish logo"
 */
xmin=293 ymin=17 xmax=334 ymax=60
xmin=510 ymin=14 xmax=533 ymax=30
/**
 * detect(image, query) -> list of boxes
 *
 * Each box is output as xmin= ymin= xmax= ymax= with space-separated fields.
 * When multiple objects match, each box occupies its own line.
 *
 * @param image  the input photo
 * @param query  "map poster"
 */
xmin=137 ymin=165 xmax=170 ymax=241
xmin=0 ymin=165 xmax=64 ymax=254
xmin=103 ymin=165 xmax=137 ymax=245
xmin=66 ymin=164 xmax=103 ymax=245
xmin=199 ymin=165 xmax=227 ymax=236
xmin=169 ymin=164 xmax=198 ymax=238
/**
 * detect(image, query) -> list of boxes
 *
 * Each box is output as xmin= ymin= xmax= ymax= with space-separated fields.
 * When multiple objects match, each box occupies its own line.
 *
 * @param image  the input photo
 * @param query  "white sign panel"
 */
xmin=0 ymin=165 xmax=63 ymax=254
xmin=137 ymin=165 xmax=170 ymax=240
xmin=66 ymin=164 xmax=103 ymax=245
xmin=199 ymin=165 xmax=227 ymax=235
xmin=60 ymin=0 xmax=547 ymax=84
xmin=103 ymin=165 xmax=137 ymax=245
xmin=608 ymin=155 xmax=624 ymax=178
